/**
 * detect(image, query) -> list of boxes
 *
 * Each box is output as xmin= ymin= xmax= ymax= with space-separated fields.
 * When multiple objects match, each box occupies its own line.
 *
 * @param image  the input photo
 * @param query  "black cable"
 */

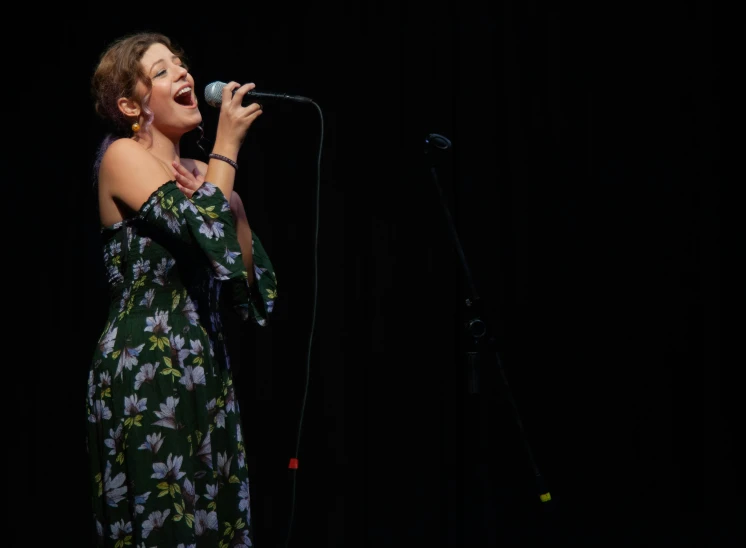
xmin=284 ymin=101 xmax=324 ymax=548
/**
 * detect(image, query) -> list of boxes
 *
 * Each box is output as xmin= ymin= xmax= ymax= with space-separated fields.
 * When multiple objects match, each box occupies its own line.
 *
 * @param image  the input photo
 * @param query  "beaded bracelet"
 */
xmin=209 ymin=153 xmax=238 ymax=170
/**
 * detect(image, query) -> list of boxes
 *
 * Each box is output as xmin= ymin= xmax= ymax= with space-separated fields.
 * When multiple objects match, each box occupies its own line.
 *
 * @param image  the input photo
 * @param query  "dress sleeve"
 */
xmin=138 ymin=181 xmax=277 ymax=325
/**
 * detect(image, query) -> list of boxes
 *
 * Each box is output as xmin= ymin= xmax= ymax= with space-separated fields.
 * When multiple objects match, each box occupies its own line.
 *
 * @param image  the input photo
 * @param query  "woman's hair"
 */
xmin=91 ymin=31 xmax=187 ymax=136
xmin=90 ymin=32 xmax=189 ymax=184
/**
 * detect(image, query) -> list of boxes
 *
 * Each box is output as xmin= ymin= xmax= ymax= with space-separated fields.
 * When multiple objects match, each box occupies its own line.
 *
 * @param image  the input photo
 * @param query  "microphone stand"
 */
xmin=424 ymin=134 xmax=553 ymax=515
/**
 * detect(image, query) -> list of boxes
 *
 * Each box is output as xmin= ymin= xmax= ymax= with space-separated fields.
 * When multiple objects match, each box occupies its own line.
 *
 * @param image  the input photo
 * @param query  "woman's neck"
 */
xmin=134 ymin=129 xmax=182 ymax=166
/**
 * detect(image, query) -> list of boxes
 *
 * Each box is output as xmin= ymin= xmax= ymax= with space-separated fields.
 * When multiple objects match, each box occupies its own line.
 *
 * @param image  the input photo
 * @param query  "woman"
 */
xmin=86 ymin=31 xmax=277 ymax=547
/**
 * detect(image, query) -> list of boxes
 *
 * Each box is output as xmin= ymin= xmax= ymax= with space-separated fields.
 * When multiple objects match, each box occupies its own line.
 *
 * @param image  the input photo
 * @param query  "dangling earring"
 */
xmin=132 ymin=121 xmax=141 ymax=134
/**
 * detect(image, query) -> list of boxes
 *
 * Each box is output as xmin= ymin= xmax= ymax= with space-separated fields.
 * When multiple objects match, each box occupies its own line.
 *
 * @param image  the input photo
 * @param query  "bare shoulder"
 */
xmin=100 ymin=138 xmax=152 ymax=169
xmin=99 ymin=139 xmax=164 ymax=184
xmin=99 ymin=138 xmax=174 ymax=215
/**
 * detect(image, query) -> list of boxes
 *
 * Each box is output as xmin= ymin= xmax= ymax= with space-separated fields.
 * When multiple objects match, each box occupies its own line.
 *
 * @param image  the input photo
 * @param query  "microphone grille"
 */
xmin=204 ymin=81 xmax=226 ymax=107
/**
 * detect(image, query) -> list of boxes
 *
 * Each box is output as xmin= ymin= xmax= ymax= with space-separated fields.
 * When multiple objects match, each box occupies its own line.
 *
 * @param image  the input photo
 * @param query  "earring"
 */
xmin=132 ymin=122 xmax=141 ymax=133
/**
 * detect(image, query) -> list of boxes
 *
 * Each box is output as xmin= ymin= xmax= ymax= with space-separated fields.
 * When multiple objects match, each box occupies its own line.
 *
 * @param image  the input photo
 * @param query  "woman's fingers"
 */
xmin=230 ymin=82 xmax=256 ymax=106
xmin=175 ymin=182 xmax=193 ymax=198
xmin=173 ymin=161 xmax=191 ymax=177
xmin=172 ymin=161 xmax=203 ymax=198
xmin=173 ymin=162 xmax=196 ymax=182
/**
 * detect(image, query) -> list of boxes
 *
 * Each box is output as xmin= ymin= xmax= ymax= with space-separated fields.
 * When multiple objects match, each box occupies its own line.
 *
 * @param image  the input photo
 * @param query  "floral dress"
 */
xmin=86 ymin=181 xmax=277 ymax=547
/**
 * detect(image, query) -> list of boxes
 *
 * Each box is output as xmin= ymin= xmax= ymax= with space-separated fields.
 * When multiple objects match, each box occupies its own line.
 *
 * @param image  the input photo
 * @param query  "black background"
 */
xmin=33 ymin=0 xmax=737 ymax=546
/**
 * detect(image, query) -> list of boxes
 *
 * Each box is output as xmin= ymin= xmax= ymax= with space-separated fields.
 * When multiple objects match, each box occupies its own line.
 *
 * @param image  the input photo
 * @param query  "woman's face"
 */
xmin=137 ymin=42 xmax=202 ymax=138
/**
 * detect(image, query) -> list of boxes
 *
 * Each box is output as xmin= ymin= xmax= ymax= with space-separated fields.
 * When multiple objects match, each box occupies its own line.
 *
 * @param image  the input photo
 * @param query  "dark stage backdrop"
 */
xmin=36 ymin=1 xmax=737 ymax=546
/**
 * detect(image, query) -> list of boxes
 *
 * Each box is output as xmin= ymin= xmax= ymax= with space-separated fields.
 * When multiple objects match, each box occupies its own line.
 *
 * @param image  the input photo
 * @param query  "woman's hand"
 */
xmin=173 ymin=161 xmax=205 ymax=198
xmin=213 ymin=81 xmax=263 ymax=156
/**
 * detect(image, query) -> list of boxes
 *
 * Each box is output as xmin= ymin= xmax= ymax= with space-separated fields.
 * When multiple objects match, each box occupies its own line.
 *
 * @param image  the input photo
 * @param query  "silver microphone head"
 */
xmin=204 ymin=81 xmax=227 ymax=107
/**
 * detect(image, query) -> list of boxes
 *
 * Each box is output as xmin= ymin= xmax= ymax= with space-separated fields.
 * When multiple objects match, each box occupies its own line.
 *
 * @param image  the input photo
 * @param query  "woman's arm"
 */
xmin=178 ymin=159 xmax=254 ymax=282
xmin=205 ymin=82 xmax=262 ymax=199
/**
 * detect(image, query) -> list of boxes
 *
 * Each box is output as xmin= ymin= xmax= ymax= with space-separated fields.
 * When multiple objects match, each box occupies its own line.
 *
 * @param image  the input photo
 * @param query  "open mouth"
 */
xmin=174 ymin=86 xmax=195 ymax=107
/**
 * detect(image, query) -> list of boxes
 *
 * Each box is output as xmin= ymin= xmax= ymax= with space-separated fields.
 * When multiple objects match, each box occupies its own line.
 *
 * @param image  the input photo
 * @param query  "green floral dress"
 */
xmin=86 ymin=181 xmax=277 ymax=547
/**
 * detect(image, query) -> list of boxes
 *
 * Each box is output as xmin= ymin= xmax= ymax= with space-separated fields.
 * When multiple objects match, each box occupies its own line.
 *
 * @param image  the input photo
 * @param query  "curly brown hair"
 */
xmin=91 ymin=32 xmax=188 ymax=136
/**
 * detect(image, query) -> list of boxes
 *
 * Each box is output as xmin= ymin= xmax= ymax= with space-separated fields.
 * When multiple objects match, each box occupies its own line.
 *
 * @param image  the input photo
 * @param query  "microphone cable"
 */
xmin=284 ymin=99 xmax=324 ymax=548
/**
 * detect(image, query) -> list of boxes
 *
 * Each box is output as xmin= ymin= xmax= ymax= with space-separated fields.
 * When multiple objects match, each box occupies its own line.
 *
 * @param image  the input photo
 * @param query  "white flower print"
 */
xmin=153 ymin=396 xmax=180 ymax=429
xmin=87 ymin=370 xmax=96 ymax=403
xmin=151 ymin=454 xmax=186 ymax=482
xmin=206 ymin=398 xmax=227 ymax=429
xmin=104 ymin=423 xmax=124 ymax=457
xmin=109 ymin=239 xmax=122 ymax=256
xmin=182 ymin=477 xmax=200 ymax=514
xmin=115 ymin=342 xmax=146 ymax=379
xmin=142 ymin=509 xmax=170 ymax=538
xmin=238 ymin=479 xmax=251 ymax=515
xmin=233 ymin=529 xmax=253 ymax=547
xmin=134 ymin=491 xmax=151 ymax=514
xmin=194 ymin=509 xmax=218 ymax=536
xmin=189 ymin=339 xmax=204 ymax=360
xmin=138 ymin=235 xmax=151 ymax=254
xmin=132 ymin=258 xmax=151 ymax=279
xmin=98 ymin=371 xmax=112 ymax=389
xmin=180 ymin=199 xmax=199 ymax=215
xmin=196 ymin=182 xmax=217 ymax=197
xmin=199 ymin=219 xmax=226 ymax=240
xmin=196 ymin=430 xmax=213 ymax=469
xmin=89 ymin=400 xmax=112 ymax=424
xmin=139 ymin=288 xmax=155 ymax=308
xmin=169 ymin=333 xmax=191 ymax=368
xmin=151 ymin=453 xmax=187 ymax=499
xmin=210 ymin=259 xmax=231 ymax=279
xmin=124 ymin=394 xmax=148 ymax=416
xmin=225 ymin=385 xmax=236 ymax=413
xmin=150 ymin=198 xmax=181 ymax=234
xmin=166 ymin=215 xmax=182 ymax=233
xmin=99 ymin=324 xmax=118 ymax=357
xmin=237 ymin=446 xmax=245 ymax=471
xmin=109 ymin=519 xmax=132 ymax=541
xmin=134 ymin=362 xmax=159 ymax=390
xmin=180 ymin=295 xmax=199 ymax=325
xmin=144 ymin=309 xmax=171 ymax=336
xmin=152 ymin=257 xmax=176 ymax=286
xmin=179 ymin=365 xmax=207 ymax=391
xmin=107 ymin=264 xmax=123 ymax=284
xmin=204 ymin=482 xmax=219 ymax=501
xmin=119 ymin=287 xmax=131 ymax=313
xmin=138 ymin=432 xmax=165 ymax=454
xmin=103 ymin=461 xmax=128 ymax=507
xmin=253 ymin=265 xmax=267 ymax=281
xmin=217 ymin=451 xmax=233 ymax=481
xmin=223 ymin=246 xmax=240 ymax=264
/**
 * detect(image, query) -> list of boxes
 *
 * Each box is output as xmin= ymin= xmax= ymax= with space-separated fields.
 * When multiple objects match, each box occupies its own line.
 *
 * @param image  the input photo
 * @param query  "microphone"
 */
xmin=204 ymin=81 xmax=312 ymax=107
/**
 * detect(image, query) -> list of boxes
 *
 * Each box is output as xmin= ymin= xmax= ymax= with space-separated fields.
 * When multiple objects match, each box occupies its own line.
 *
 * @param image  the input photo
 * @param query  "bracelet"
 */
xmin=209 ymin=153 xmax=238 ymax=170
